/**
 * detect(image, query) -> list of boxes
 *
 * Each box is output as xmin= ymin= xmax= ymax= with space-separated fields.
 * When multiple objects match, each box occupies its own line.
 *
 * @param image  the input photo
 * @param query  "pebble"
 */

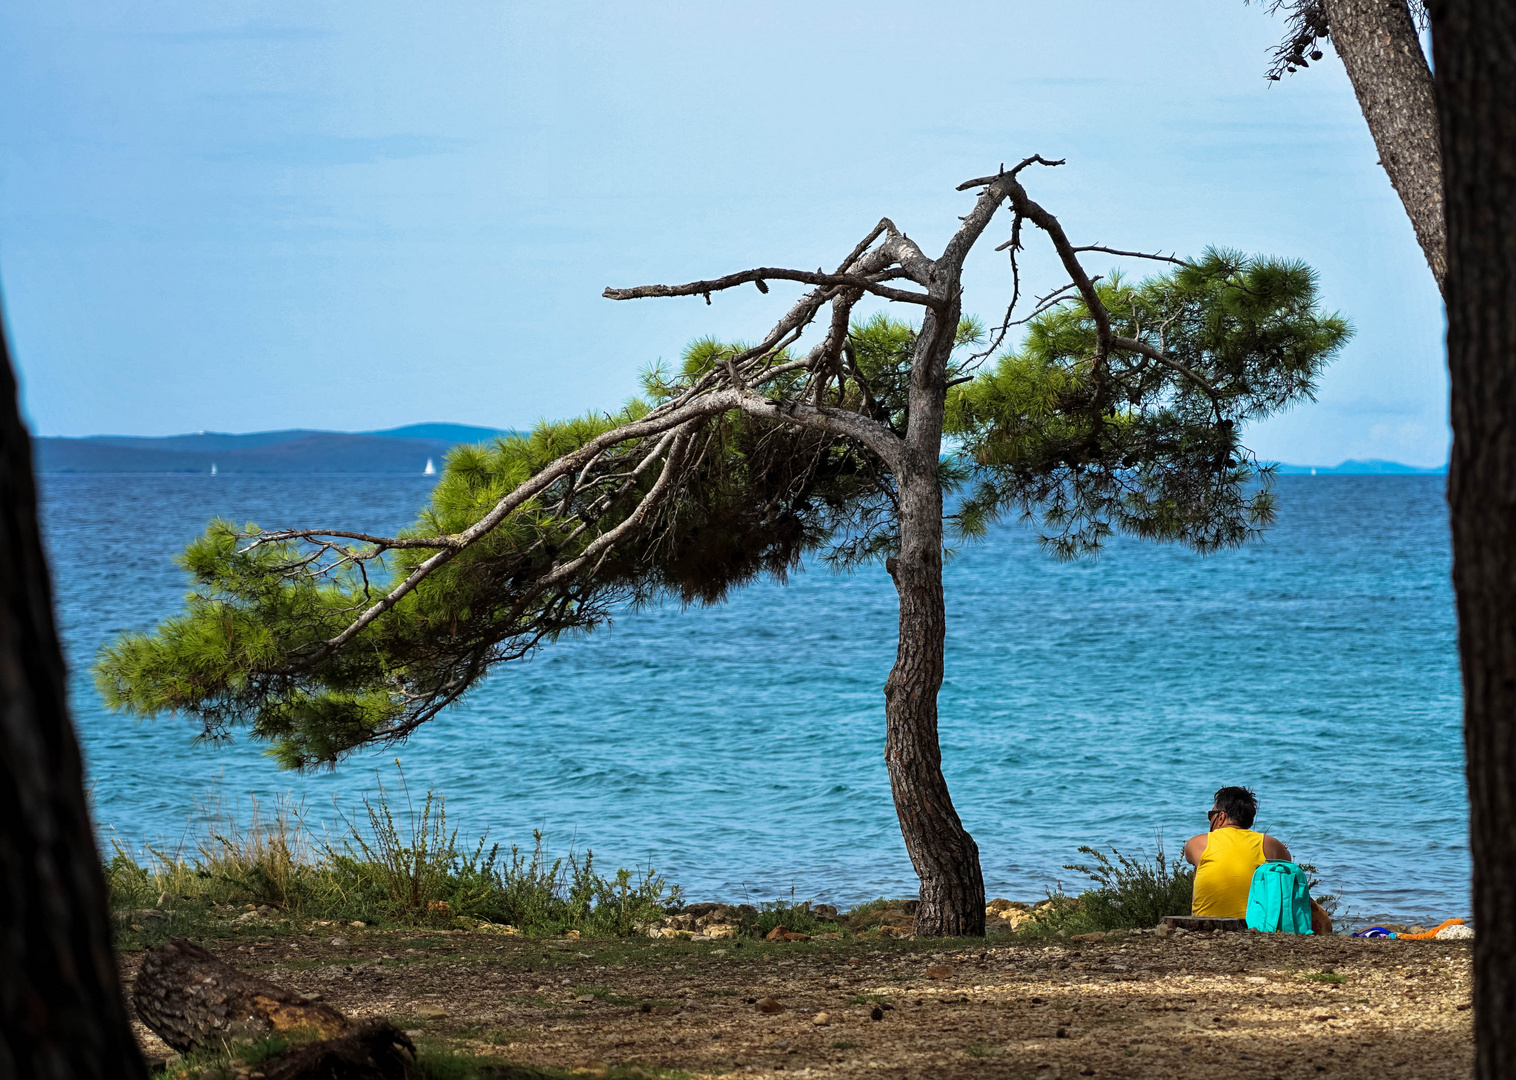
xmin=755 ymin=997 xmax=784 ymax=1014
xmin=812 ymin=1011 xmax=831 ymax=1026
xmin=924 ymin=964 xmax=953 ymax=979
xmin=329 ymin=936 xmax=350 ymax=948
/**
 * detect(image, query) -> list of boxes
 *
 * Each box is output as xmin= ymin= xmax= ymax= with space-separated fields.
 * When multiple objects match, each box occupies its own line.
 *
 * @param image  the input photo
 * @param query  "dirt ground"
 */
xmin=125 ymin=926 xmax=1474 ymax=1079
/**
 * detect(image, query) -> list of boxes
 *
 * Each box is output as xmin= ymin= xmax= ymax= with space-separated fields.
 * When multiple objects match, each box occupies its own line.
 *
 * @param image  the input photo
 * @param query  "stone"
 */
xmin=764 ymin=925 xmax=792 ymax=942
xmin=924 ymin=965 xmax=952 ymax=979
xmin=755 ymin=997 xmax=784 ymax=1014
xmin=870 ymin=1006 xmax=884 ymax=1022
xmin=1070 ymin=932 xmax=1106 ymax=943
xmin=813 ymin=904 xmax=839 ymax=920
xmin=812 ymin=1011 xmax=831 ymax=1026
xmin=329 ymin=936 xmax=350 ymax=949
xmin=1438 ymin=924 xmax=1474 ymax=940
xmin=414 ymin=1006 xmax=449 ymax=1021
xmin=1153 ymin=924 xmax=1171 ymax=938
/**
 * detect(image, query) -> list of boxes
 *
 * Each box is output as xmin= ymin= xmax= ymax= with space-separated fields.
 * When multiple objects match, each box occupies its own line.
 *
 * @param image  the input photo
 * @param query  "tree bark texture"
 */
xmin=1430 ymin=4 xmax=1516 ymax=1075
xmin=0 ymin=312 xmax=146 ymax=1077
xmin=1326 ymin=0 xmax=1447 ymax=288
xmin=132 ymin=938 xmax=350 ymax=1052
xmin=884 ymin=302 xmax=986 ymax=939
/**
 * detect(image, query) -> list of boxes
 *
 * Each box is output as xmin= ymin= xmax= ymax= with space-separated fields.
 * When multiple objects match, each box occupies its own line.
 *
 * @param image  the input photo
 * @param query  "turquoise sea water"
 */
xmin=40 ymin=473 xmax=1467 ymax=923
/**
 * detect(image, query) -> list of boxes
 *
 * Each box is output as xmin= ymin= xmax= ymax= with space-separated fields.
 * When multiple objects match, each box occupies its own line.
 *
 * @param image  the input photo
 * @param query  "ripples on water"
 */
xmin=39 ymin=473 xmax=1466 ymax=922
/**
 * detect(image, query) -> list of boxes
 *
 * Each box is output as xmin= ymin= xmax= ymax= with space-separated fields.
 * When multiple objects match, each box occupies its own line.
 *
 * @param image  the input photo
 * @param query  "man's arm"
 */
xmin=1262 ymin=834 xmax=1292 ymax=862
xmin=1182 ymin=833 xmax=1208 ymax=866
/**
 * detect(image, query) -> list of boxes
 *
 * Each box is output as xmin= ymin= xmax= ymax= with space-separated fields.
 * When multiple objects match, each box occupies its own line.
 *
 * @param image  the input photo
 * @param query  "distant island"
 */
xmin=34 ymin=425 xmax=1447 ymax=477
xmin=34 ymin=423 xmax=518 ymax=474
xmin=1270 ymin=459 xmax=1447 ymax=476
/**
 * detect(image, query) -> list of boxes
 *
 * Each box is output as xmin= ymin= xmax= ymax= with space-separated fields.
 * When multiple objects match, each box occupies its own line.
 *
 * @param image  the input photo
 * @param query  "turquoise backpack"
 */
xmin=1246 ymin=860 xmax=1314 ymax=933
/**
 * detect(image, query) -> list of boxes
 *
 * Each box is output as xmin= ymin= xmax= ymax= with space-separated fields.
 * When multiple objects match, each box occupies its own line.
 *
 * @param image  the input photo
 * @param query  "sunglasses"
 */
xmin=1207 ymin=809 xmax=1223 ymax=823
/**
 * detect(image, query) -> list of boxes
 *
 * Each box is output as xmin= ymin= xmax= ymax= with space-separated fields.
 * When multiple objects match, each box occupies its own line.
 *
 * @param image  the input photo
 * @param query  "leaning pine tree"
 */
xmin=97 ymin=160 xmax=1350 ymax=936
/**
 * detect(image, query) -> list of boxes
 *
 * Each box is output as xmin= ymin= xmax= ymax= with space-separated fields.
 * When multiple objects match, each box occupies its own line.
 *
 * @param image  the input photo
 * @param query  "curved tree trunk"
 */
xmin=1325 ymin=0 xmax=1447 ymax=289
xmin=0 ymin=307 xmax=147 ymax=1076
xmin=1431 ymin=4 xmax=1516 ymax=1076
xmin=884 ymin=303 xmax=985 ymax=939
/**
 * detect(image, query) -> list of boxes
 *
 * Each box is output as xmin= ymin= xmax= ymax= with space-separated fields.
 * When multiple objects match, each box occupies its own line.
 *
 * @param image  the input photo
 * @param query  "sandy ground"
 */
xmin=125 ymin=926 xmax=1473 ymax=1079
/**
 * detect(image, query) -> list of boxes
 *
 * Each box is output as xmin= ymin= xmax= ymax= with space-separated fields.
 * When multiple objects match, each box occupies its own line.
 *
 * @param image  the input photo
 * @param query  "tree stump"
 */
xmin=132 ymin=938 xmax=349 ymax=1052
xmin=1160 ymin=916 xmax=1249 ymax=932
xmin=260 ymin=1021 xmax=419 ymax=1080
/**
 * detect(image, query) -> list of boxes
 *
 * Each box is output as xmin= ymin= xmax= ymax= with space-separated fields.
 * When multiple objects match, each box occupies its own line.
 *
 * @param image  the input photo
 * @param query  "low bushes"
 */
xmin=106 ymin=767 xmax=678 ymax=938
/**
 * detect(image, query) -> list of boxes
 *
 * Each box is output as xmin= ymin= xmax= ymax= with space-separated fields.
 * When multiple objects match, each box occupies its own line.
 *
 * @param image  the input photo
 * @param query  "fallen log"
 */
xmin=132 ymin=938 xmax=349 ymax=1052
xmin=260 ymin=1021 xmax=419 ymax=1080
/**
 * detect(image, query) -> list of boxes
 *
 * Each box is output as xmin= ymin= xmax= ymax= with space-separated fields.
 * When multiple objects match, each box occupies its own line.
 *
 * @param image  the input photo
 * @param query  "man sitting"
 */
xmin=1183 ymin=785 xmax=1291 ymax=919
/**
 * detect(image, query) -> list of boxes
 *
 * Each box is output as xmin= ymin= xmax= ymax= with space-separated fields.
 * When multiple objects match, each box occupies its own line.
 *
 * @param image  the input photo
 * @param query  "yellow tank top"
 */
xmin=1192 ymin=828 xmax=1267 ymax=918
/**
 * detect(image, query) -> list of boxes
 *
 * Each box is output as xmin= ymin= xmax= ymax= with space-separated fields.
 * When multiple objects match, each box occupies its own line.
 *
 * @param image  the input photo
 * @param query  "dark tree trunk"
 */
xmin=884 ymin=302 xmax=985 ymax=939
xmin=1430 ymin=3 xmax=1516 ymax=1076
xmin=259 ymin=1021 xmax=418 ymax=1080
xmin=133 ymin=939 xmax=350 ymax=1052
xmin=1326 ymin=0 xmax=1447 ymax=289
xmin=0 ymin=310 xmax=146 ymax=1076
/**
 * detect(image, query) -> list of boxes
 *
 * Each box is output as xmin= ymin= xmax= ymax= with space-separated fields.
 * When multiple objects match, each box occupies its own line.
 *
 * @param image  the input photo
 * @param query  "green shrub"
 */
xmin=1062 ymin=840 xmax=1194 ymax=930
xmin=104 ymin=766 xmax=679 ymax=937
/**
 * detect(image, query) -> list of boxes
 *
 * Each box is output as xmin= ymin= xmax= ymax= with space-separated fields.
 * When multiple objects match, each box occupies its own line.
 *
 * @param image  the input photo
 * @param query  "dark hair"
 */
xmin=1213 ymin=786 xmax=1258 ymax=828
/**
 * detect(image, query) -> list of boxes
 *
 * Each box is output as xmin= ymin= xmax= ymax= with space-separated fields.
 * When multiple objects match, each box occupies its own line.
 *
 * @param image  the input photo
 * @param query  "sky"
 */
xmin=0 ymin=1 xmax=1448 ymax=467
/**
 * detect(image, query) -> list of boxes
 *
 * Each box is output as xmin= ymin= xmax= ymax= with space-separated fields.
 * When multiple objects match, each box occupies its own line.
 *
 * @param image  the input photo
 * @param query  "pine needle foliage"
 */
xmin=945 ymin=249 xmax=1351 ymax=558
xmin=95 ymin=252 xmax=1347 ymax=768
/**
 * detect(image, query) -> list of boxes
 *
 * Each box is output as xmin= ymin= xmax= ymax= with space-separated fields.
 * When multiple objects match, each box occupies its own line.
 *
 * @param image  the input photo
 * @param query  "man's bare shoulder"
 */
xmin=1260 ymin=833 xmax=1292 ymax=860
xmin=1182 ymin=832 xmax=1209 ymax=864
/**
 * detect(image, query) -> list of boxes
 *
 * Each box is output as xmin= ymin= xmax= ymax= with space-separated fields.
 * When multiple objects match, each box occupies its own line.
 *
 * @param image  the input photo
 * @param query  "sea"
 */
xmin=39 ymin=472 xmax=1467 ymax=925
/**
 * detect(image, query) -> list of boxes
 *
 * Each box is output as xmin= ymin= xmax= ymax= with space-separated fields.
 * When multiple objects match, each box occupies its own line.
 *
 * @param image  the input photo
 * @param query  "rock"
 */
xmin=812 ymin=1011 xmax=831 ymax=1026
xmin=1153 ymin=923 xmax=1171 ymax=938
xmin=349 ymin=921 xmax=366 ymax=928
xmin=755 ymin=997 xmax=784 ymax=1014
xmin=924 ymin=965 xmax=952 ymax=979
xmin=1070 ymin=932 xmax=1106 ymax=943
xmin=414 ymin=1006 xmax=449 ymax=1021
xmin=813 ymin=904 xmax=839 ymax=920
xmin=1438 ymin=923 xmax=1474 ymax=939
xmin=329 ymin=936 xmax=350 ymax=949
xmin=870 ymin=1006 xmax=884 ymax=1022
xmin=765 ymin=925 xmax=809 ymax=942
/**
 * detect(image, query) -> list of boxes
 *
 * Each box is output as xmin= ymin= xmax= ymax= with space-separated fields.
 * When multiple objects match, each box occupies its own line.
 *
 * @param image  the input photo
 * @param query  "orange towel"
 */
xmin=1398 ymin=918 xmax=1465 ymax=940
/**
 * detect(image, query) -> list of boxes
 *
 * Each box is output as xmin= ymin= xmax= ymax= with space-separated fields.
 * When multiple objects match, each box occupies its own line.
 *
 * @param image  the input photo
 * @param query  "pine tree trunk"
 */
xmin=0 ymin=316 xmax=147 ymax=1075
xmin=1326 ymin=0 xmax=1446 ymax=289
xmin=1431 ymin=4 xmax=1516 ymax=1076
xmin=133 ymin=939 xmax=350 ymax=1052
xmin=883 ymin=304 xmax=985 ymax=939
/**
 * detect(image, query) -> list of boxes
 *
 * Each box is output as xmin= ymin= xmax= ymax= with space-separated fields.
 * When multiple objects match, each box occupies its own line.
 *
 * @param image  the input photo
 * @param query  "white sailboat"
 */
xmin=210 ymin=463 xmax=217 ymax=476
xmin=423 ymin=458 xmax=436 ymax=476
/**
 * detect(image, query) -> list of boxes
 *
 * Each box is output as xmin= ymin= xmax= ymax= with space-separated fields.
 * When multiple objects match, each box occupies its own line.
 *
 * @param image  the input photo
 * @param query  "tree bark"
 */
xmin=1325 ymin=0 xmax=1447 ymax=289
xmin=1430 ymin=4 xmax=1516 ymax=1075
xmin=132 ymin=938 xmax=350 ymax=1052
xmin=884 ymin=302 xmax=986 ymax=939
xmin=0 ymin=309 xmax=146 ymax=1076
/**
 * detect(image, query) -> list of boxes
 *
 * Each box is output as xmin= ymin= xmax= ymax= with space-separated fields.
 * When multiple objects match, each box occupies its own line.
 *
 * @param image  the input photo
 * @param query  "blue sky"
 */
xmin=0 ymin=1 xmax=1447 ymax=466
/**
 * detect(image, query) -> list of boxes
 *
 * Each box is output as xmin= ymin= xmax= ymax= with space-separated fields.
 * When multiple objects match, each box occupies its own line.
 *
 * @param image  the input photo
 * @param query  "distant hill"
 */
xmin=35 ymin=423 xmax=519 ymax=474
xmin=1272 ymin=459 xmax=1447 ymax=476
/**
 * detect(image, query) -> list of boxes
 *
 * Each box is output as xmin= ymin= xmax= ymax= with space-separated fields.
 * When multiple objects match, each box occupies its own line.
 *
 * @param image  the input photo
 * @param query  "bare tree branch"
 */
xmin=603 ymin=267 xmax=938 ymax=308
